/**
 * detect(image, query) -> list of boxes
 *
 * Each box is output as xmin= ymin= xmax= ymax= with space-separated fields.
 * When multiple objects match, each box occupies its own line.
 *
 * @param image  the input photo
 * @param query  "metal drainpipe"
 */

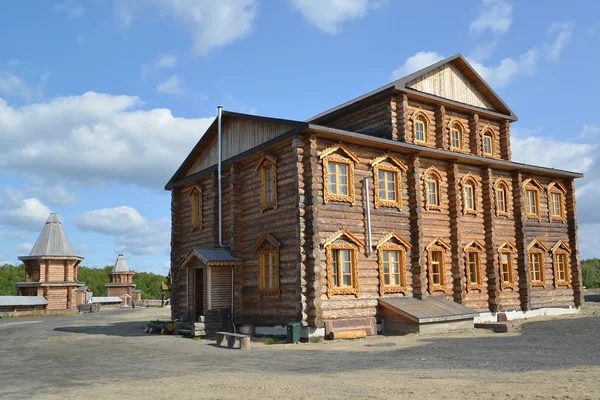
xmin=365 ymin=178 xmax=373 ymax=256
xmin=217 ymin=105 xmax=223 ymax=247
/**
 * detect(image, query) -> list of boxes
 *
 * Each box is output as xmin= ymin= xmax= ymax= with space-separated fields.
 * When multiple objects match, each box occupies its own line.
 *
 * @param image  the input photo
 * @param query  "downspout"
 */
xmin=364 ymin=178 xmax=373 ymax=256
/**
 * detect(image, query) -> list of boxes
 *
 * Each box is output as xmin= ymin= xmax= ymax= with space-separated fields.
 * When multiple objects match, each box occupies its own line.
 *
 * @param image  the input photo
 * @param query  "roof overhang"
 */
xmin=181 ymin=247 xmax=243 ymax=268
xmin=18 ymin=256 xmax=84 ymax=262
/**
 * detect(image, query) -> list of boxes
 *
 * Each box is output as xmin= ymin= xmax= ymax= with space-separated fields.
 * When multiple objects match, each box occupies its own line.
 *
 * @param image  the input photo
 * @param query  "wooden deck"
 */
xmin=379 ymin=297 xmax=478 ymax=324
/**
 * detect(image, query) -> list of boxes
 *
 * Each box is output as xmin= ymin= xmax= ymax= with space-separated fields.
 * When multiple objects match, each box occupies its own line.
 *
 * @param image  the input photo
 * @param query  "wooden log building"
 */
xmin=166 ymin=54 xmax=583 ymax=337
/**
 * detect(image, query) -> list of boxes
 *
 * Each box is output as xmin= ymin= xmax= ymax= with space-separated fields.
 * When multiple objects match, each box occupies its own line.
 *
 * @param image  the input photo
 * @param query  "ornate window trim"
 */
xmin=254 ymin=153 xmax=278 ymax=213
xmin=323 ymin=229 xmax=363 ymax=298
xmin=254 ymin=233 xmax=281 ymax=297
xmin=320 ymin=143 xmax=358 ymax=205
xmin=422 ymin=166 xmax=443 ymax=211
xmin=425 ymin=238 xmax=451 ymax=294
xmin=493 ymin=178 xmax=511 ymax=217
xmin=527 ymin=238 xmax=548 ymax=288
xmin=460 ymin=173 xmax=479 ymax=215
xmin=464 ymin=240 xmax=485 ymax=292
xmin=481 ymin=126 xmax=496 ymax=157
xmin=409 ymin=109 xmax=430 ymax=145
xmin=551 ymin=239 xmax=572 ymax=288
xmin=371 ymin=153 xmax=407 ymax=210
xmin=498 ymin=241 xmax=518 ymax=290
xmin=447 ymin=119 xmax=466 ymax=151
xmin=375 ymin=231 xmax=411 ymax=296
xmin=187 ymin=185 xmax=202 ymax=231
xmin=523 ymin=178 xmax=543 ymax=221
xmin=547 ymin=180 xmax=567 ymax=223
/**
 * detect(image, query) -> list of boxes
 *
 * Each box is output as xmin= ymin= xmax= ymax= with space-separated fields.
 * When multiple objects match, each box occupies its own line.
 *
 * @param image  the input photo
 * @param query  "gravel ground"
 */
xmin=1 ymin=299 xmax=600 ymax=399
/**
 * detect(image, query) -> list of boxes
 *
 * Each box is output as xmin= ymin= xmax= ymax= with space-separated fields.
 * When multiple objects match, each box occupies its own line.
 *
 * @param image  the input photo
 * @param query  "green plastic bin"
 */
xmin=286 ymin=321 xmax=301 ymax=343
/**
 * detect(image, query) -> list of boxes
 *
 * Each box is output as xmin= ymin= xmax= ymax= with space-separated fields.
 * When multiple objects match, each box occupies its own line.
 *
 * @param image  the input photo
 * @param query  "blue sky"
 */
xmin=0 ymin=0 xmax=599 ymax=274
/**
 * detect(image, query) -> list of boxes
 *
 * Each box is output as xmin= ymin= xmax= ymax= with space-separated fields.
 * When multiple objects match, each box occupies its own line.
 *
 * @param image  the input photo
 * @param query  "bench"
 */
xmin=216 ymin=331 xmax=251 ymax=350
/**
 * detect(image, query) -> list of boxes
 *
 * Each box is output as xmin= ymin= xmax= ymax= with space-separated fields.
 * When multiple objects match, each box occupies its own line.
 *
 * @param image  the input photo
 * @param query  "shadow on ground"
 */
xmin=53 ymin=321 xmax=148 ymax=337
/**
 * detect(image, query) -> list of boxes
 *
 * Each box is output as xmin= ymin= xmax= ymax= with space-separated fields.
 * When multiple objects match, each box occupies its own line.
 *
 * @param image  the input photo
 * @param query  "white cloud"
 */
xmin=55 ymin=2 xmax=84 ymax=18
xmin=119 ymin=0 xmax=258 ymax=56
xmin=26 ymin=185 xmax=76 ymax=206
xmin=292 ymin=0 xmax=378 ymax=34
xmin=141 ymin=54 xmax=177 ymax=79
xmin=547 ymin=22 xmax=574 ymax=62
xmin=390 ymin=51 xmax=445 ymax=80
xmin=469 ymin=0 xmax=512 ymax=36
xmin=467 ymin=48 xmax=538 ymax=88
xmin=156 ymin=75 xmax=184 ymax=95
xmin=0 ymin=197 xmax=52 ymax=231
xmin=0 ymin=92 xmax=213 ymax=188
xmin=75 ymin=206 xmax=169 ymax=255
xmin=12 ymin=242 xmax=33 ymax=255
xmin=0 ymin=72 xmax=45 ymax=103
xmin=0 ymin=231 xmax=28 ymax=241
xmin=163 ymin=260 xmax=171 ymax=269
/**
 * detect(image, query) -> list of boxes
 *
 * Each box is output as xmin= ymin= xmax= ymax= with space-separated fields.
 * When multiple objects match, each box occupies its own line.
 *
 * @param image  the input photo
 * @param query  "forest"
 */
xmin=0 ymin=263 xmax=168 ymax=299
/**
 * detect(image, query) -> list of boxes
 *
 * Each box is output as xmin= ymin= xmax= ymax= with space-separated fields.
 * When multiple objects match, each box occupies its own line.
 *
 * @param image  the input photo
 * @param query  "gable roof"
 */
xmin=20 ymin=213 xmax=81 ymax=259
xmin=112 ymin=254 xmax=131 ymax=274
xmin=308 ymin=54 xmax=517 ymax=124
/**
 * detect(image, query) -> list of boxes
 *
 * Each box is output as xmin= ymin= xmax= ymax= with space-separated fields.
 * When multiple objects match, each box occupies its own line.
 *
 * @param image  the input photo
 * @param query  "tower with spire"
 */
xmin=16 ymin=213 xmax=85 ymax=311
xmin=105 ymin=254 xmax=140 ymax=305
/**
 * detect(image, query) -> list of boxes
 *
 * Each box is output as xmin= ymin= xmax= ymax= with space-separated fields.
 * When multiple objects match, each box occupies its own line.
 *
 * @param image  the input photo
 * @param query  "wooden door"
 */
xmin=194 ymin=269 xmax=204 ymax=318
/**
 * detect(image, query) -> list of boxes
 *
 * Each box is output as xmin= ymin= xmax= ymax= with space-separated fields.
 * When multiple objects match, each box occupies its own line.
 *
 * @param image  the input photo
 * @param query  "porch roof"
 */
xmin=182 ymin=248 xmax=242 ymax=267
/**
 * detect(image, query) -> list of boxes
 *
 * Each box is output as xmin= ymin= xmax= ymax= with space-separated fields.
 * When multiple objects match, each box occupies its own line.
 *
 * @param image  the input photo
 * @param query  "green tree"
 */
xmin=582 ymin=259 xmax=600 ymax=288
xmin=0 ymin=264 xmax=25 ymax=295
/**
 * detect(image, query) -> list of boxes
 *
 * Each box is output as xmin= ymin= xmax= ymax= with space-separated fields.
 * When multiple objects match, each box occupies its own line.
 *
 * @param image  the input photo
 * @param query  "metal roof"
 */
xmin=0 ymin=296 xmax=48 ymax=307
xmin=189 ymin=248 xmax=242 ymax=265
xmin=379 ymin=297 xmax=478 ymax=324
xmin=112 ymin=254 xmax=131 ymax=273
xmin=26 ymin=213 xmax=79 ymax=258
xmin=91 ymin=297 xmax=123 ymax=303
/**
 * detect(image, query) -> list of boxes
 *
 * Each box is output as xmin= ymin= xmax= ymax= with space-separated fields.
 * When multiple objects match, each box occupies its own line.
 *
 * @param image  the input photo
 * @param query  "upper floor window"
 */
xmin=371 ymin=153 xmax=407 ymax=211
xmin=188 ymin=185 xmax=202 ymax=230
xmin=482 ymin=133 xmax=493 ymax=155
xmin=461 ymin=174 xmax=478 ymax=215
xmin=494 ymin=178 xmax=511 ymax=217
xmin=423 ymin=167 xmax=443 ymax=211
xmin=410 ymin=110 xmax=430 ymax=144
xmin=320 ymin=143 xmax=359 ymax=205
xmin=498 ymin=241 xmax=518 ymax=290
xmin=551 ymin=240 xmax=572 ymax=288
xmin=324 ymin=229 xmax=363 ymax=298
xmin=464 ymin=240 xmax=485 ymax=291
xmin=523 ymin=178 xmax=543 ymax=220
xmin=547 ymin=180 xmax=567 ymax=223
xmin=255 ymin=154 xmax=278 ymax=213
xmin=451 ymin=123 xmax=462 ymax=150
xmin=497 ymin=185 xmax=507 ymax=213
xmin=464 ymin=183 xmax=474 ymax=210
xmin=253 ymin=233 xmax=281 ymax=297
xmin=376 ymin=232 xmax=411 ymax=296
xmin=415 ymin=117 xmax=425 ymax=142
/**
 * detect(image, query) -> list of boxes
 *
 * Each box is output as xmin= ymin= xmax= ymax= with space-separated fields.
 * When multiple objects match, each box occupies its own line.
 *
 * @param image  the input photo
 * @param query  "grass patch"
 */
xmin=31 ymin=311 xmax=42 ymax=317
xmin=191 ymin=336 xmax=203 ymax=341
xmin=1 ymin=313 xmax=15 ymax=320
xmin=310 ymin=337 xmax=324 ymax=343
xmin=263 ymin=337 xmax=276 ymax=345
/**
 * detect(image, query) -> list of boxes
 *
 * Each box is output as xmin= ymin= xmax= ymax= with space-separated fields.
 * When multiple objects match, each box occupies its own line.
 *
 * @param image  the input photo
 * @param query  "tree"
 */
xmin=582 ymin=259 xmax=600 ymax=288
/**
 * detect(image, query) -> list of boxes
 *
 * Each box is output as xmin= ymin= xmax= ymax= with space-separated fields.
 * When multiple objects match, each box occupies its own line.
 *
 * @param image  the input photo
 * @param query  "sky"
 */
xmin=0 ymin=0 xmax=599 ymax=274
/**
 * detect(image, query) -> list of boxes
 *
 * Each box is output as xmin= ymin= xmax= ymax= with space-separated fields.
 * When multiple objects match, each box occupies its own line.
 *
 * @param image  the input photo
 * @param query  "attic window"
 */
xmin=188 ymin=186 xmax=202 ymax=230
xmin=483 ymin=133 xmax=493 ymax=156
xmin=451 ymin=124 xmax=462 ymax=150
xmin=255 ymin=154 xmax=278 ymax=213
xmin=415 ymin=116 xmax=426 ymax=142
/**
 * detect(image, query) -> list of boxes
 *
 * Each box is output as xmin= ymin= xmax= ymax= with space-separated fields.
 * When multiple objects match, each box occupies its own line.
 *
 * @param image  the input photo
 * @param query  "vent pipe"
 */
xmin=364 ymin=178 xmax=373 ymax=256
xmin=217 ymin=105 xmax=223 ymax=247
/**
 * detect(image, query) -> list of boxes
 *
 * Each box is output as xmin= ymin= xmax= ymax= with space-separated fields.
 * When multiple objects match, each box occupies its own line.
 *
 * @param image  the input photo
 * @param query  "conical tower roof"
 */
xmin=112 ymin=254 xmax=131 ymax=273
xmin=28 ymin=213 xmax=77 ymax=257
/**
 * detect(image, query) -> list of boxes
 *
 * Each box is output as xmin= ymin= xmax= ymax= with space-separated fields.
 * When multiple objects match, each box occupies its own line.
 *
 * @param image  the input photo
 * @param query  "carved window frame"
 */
xmin=422 ymin=166 xmax=443 ymax=211
xmin=523 ymin=178 xmax=543 ymax=221
xmin=481 ymin=127 xmax=495 ymax=157
xmin=323 ymin=229 xmax=363 ymax=298
xmin=460 ymin=173 xmax=478 ymax=215
xmin=376 ymin=231 xmax=411 ymax=296
xmin=494 ymin=178 xmax=511 ymax=217
xmin=551 ymin=240 xmax=572 ymax=288
xmin=426 ymin=238 xmax=451 ymax=294
xmin=498 ymin=241 xmax=518 ymax=291
xmin=527 ymin=238 xmax=548 ymax=288
xmin=320 ymin=143 xmax=359 ymax=205
xmin=547 ymin=180 xmax=567 ymax=223
xmin=254 ymin=154 xmax=278 ymax=213
xmin=188 ymin=185 xmax=202 ymax=231
xmin=253 ymin=233 xmax=281 ymax=297
xmin=464 ymin=240 xmax=485 ymax=292
xmin=448 ymin=119 xmax=465 ymax=151
xmin=371 ymin=153 xmax=407 ymax=211
xmin=410 ymin=110 xmax=430 ymax=145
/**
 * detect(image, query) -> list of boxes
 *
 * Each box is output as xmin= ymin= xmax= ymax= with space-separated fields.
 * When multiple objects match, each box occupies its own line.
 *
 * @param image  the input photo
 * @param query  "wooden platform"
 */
xmin=379 ymin=297 xmax=478 ymax=335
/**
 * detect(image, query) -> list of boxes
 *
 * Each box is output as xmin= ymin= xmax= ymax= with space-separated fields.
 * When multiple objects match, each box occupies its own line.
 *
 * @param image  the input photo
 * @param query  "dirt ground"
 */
xmin=1 ymin=298 xmax=600 ymax=400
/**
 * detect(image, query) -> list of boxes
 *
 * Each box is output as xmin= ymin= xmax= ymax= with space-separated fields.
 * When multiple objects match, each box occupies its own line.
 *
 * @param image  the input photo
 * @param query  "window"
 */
xmin=253 ymin=233 xmax=281 ymax=297
xmin=555 ymin=253 xmax=568 ymax=282
xmin=451 ymin=124 xmax=462 ymax=149
xmin=497 ymin=186 xmax=507 ymax=213
xmin=549 ymin=192 xmax=562 ymax=217
xmin=426 ymin=176 xmax=440 ymax=208
xmin=382 ymin=250 xmax=402 ymax=285
xmin=376 ymin=231 xmax=410 ymax=295
xmin=189 ymin=186 xmax=202 ymax=230
xmin=467 ymin=252 xmax=480 ymax=284
xmin=430 ymin=251 xmax=443 ymax=286
xmin=324 ymin=229 xmax=362 ymax=298
xmin=500 ymin=252 xmax=512 ymax=285
xmin=525 ymin=189 xmax=538 ymax=216
xmin=415 ymin=116 xmax=426 ymax=142
xmin=426 ymin=238 xmax=450 ymax=293
xmin=371 ymin=154 xmax=406 ymax=210
xmin=464 ymin=183 xmax=474 ymax=211
xmin=547 ymin=181 xmax=567 ymax=222
xmin=321 ymin=144 xmax=358 ymax=205
xmin=255 ymin=154 xmax=278 ymax=212
xmin=483 ymin=133 xmax=493 ymax=155
xmin=528 ymin=252 xmax=544 ymax=285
